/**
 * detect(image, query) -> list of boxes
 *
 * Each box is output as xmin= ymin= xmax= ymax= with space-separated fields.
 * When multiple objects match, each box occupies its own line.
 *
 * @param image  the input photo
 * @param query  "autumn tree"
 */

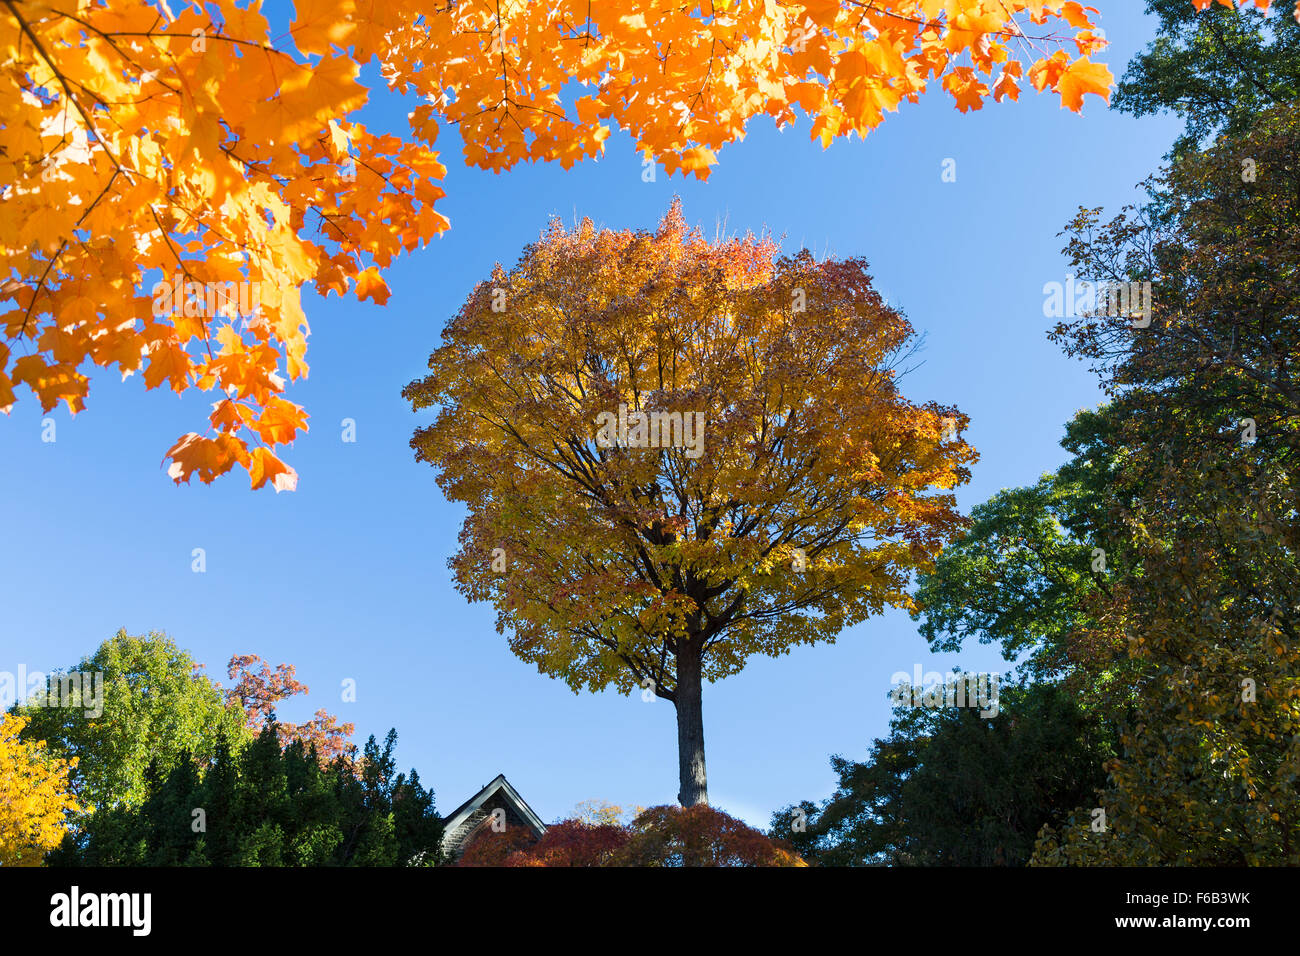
xmin=1 ymin=0 xmax=1114 ymax=487
xmin=458 ymin=804 xmax=801 ymax=867
xmin=458 ymin=801 xmax=639 ymax=867
xmin=224 ymin=653 xmax=355 ymax=762
xmin=613 ymin=804 xmax=805 ymax=866
xmin=0 ymin=715 xmax=78 ymax=866
xmin=404 ymin=202 xmax=975 ymax=805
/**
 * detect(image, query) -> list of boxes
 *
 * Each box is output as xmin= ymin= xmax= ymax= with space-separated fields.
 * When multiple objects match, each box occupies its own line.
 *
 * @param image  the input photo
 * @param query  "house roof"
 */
xmin=441 ymin=774 xmax=548 ymax=855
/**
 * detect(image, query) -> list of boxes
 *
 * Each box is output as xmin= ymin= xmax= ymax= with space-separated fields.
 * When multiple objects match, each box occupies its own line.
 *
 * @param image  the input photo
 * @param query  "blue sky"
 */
xmin=0 ymin=3 xmax=1183 ymax=827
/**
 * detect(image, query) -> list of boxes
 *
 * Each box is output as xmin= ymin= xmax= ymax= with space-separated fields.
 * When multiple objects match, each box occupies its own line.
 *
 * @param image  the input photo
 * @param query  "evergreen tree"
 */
xmin=51 ymin=721 xmax=445 ymax=866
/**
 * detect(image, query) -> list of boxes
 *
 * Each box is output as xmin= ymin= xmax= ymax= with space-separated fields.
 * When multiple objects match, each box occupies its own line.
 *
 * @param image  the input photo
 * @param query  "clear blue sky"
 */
xmin=1 ymin=3 xmax=1182 ymax=827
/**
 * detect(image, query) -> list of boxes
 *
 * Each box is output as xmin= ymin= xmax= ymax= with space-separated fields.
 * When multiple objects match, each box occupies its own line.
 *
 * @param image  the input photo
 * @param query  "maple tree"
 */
xmin=405 ymin=201 xmax=976 ymax=805
xmin=1 ymin=0 xmax=1119 ymax=488
xmin=224 ymin=653 xmax=356 ymax=762
xmin=614 ymin=804 xmax=805 ymax=866
xmin=0 ymin=714 xmax=78 ymax=866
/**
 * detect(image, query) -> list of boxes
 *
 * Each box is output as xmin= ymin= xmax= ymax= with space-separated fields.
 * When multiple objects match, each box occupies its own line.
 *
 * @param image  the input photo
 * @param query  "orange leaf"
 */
xmin=253 ymin=396 xmax=308 ymax=445
xmin=248 ymin=447 xmax=299 ymax=492
xmin=355 ymin=267 xmax=391 ymax=305
xmin=1058 ymin=57 xmax=1113 ymax=111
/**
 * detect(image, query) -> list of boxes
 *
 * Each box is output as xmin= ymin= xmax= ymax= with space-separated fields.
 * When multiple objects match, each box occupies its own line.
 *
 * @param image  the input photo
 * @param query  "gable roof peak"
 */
xmin=440 ymin=773 xmax=548 ymax=860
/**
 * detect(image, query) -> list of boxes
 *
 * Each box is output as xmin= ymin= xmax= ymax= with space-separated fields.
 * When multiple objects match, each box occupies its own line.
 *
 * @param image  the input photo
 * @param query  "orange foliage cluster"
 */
xmin=224 ymin=653 xmax=355 ymax=761
xmin=0 ymin=1 xmax=1282 ymax=487
xmin=2 ymin=0 xmax=1115 ymax=487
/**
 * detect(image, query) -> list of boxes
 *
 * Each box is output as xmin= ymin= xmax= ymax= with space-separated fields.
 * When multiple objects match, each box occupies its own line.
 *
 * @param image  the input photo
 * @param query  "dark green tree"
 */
xmin=910 ymin=407 xmax=1137 ymax=683
xmin=1034 ymin=102 xmax=1300 ymax=866
xmin=50 ymin=722 xmax=445 ymax=866
xmin=1114 ymin=0 xmax=1300 ymax=156
xmin=771 ymin=683 xmax=1109 ymax=866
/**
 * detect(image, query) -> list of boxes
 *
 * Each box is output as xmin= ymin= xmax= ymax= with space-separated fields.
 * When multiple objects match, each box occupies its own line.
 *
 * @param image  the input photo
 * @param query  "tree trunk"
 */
xmin=674 ymin=646 xmax=708 ymax=806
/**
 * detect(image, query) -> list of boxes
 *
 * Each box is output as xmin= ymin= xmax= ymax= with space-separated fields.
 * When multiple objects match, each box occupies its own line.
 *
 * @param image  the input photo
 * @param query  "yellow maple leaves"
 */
xmin=405 ymin=201 xmax=978 ymax=696
xmin=1 ymin=0 xmax=450 ymax=487
xmin=0 ymin=715 xmax=78 ymax=867
xmin=2 ymin=1 xmax=1123 ymax=488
